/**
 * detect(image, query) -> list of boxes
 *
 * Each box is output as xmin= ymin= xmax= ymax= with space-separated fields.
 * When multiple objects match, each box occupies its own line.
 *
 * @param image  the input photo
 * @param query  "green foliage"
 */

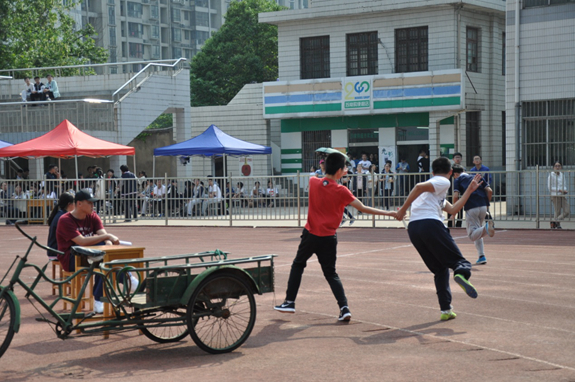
xmin=190 ymin=0 xmax=284 ymax=106
xmin=0 ymin=0 xmax=108 ymax=77
xmin=136 ymin=113 xmax=174 ymax=141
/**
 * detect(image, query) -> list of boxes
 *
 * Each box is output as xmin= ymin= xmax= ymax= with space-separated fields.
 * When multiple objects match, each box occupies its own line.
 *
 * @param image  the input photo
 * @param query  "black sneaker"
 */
xmin=274 ymin=301 xmax=295 ymax=313
xmin=338 ymin=306 xmax=351 ymax=321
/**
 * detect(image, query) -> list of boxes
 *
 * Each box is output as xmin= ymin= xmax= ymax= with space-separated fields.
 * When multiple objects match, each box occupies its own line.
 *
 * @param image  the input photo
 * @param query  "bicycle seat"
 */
xmin=72 ymin=246 xmax=105 ymax=261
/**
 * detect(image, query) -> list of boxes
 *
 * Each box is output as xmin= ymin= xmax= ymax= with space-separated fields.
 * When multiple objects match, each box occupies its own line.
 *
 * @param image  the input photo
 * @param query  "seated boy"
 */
xmin=56 ymin=189 xmax=139 ymax=313
xmin=274 ymin=152 xmax=397 ymax=321
xmin=395 ymin=157 xmax=483 ymax=321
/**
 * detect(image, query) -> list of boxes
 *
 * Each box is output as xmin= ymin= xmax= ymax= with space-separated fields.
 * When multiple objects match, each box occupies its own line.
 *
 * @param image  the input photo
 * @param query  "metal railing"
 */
xmin=0 ymin=59 xmax=187 ymax=79
xmin=1 ymin=169 xmax=573 ymax=228
xmin=112 ymin=58 xmax=188 ymax=103
xmin=0 ymin=99 xmax=115 ymax=134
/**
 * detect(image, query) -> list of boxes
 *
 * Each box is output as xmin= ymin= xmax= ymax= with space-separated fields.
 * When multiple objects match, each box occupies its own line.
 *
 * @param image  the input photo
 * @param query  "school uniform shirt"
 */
xmin=409 ymin=176 xmax=450 ymax=223
xmin=305 ymin=177 xmax=356 ymax=237
xmin=358 ymin=160 xmax=372 ymax=174
xmin=454 ymin=172 xmax=489 ymax=211
xmin=56 ymin=212 xmax=104 ymax=271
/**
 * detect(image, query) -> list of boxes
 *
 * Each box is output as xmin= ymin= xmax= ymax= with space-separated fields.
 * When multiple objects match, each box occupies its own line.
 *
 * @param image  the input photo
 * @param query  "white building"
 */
xmin=260 ymin=0 xmax=506 ymax=174
xmin=505 ymin=0 xmax=575 ymax=171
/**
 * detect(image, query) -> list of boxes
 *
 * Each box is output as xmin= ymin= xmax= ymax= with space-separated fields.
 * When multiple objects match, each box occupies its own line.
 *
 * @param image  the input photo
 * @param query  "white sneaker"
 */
xmin=129 ymin=273 xmax=139 ymax=293
xmin=94 ymin=300 xmax=104 ymax=314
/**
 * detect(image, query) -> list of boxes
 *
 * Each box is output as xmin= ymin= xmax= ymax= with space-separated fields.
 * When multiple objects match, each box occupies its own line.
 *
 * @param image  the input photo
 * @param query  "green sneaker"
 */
xmin=440 ymin=310 xmax=457 ymax=321
xmin=454 ymin=274 xmax=478 ymax=299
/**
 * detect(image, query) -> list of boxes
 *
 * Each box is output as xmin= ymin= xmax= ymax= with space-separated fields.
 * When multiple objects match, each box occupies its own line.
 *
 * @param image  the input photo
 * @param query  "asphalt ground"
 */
xmin=0 ymin=225 xmax=574 ymax=382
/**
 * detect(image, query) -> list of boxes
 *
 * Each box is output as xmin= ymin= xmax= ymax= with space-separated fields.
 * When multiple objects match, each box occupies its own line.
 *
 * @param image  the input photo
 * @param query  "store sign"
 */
xmin=343 ymin=77 xmax=372 ymax=110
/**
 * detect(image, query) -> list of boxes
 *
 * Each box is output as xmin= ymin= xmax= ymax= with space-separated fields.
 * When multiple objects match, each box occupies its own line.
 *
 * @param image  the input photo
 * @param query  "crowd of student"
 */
xmin=21 ymin=75 xmax=60 ymax=104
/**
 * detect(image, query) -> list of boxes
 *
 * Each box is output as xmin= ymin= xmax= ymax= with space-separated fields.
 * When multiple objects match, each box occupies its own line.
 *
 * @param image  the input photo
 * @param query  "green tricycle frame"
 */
xmin=0 ymin=223 xmax=275 ymax=356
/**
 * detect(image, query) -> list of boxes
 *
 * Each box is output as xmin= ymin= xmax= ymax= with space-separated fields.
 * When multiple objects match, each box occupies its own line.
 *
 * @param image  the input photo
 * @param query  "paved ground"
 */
xmin=1 ymin=224 xmax=574 ymax=381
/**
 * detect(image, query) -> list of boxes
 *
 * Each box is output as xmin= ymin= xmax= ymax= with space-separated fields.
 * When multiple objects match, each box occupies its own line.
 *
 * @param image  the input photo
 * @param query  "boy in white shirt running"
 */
xmin=395 ymin=157 xmax=483 ymax=321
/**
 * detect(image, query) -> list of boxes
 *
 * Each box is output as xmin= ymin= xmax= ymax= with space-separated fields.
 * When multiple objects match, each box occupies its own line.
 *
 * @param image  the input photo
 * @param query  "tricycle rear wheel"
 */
xmin=186 ymin=273 xmax=256 ymax=354
xmin=139 ymin=307 xmax=189 ymax=343
xmin=138 ymin=269 xmax=189 ymax=343
xmin=0 ymin=292 xmax=16 ymax=358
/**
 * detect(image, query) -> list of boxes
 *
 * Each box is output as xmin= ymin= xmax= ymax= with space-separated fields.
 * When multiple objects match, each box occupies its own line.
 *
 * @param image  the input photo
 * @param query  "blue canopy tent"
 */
xmin=0 ymin=139 xmax=12 ymax=149
xmin=152 ymin=124 xmax=272 ymax=176
xmin=0 ymin=139 xmax=13 ymax=177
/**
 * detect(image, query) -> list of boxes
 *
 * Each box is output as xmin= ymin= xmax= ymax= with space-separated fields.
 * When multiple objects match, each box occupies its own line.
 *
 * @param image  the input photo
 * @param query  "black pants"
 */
xmin=124 ymin=196 xmax=137 ymax=219
xmin=285 ymin=229 xmax=347 ymax=308
xmin=407 ymin=219 xmax=472 ymax=311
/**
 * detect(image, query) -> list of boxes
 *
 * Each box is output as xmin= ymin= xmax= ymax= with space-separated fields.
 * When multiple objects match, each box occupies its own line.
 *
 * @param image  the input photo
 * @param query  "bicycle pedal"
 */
xmin=84 ymin=311 xmax=96 ymax=319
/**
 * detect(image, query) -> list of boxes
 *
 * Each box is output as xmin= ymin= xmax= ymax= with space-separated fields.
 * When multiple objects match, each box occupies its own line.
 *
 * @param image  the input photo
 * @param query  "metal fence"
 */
xmin=0 ymin=99 xmax=115 ymax=134
xmin=0 ymin=169 xmax=573 ymax=228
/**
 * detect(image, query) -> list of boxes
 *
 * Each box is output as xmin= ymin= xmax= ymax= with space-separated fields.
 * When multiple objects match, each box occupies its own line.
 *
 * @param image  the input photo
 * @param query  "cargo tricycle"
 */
xmin=0 ymin=223 xmax=275 ymax=357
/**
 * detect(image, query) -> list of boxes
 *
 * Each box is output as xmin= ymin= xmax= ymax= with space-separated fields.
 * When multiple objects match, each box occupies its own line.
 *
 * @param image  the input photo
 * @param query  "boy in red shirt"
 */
xmin=275 ymin=152 xmax=397 ymax=321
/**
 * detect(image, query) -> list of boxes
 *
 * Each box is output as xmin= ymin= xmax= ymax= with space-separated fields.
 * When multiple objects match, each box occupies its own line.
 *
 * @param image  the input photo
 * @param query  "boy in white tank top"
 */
xmin=395 ymin=157 xmax=483 ymax=321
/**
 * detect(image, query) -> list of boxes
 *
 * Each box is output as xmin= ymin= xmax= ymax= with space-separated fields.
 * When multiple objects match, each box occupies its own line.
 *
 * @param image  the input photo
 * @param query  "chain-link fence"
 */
xmin=0 ymin=168 xmax=573 ymax=228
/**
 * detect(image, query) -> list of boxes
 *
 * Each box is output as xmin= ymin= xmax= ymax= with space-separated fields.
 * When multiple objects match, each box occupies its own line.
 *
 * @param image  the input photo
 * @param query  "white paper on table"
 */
xmin=119 ymin=240 xmax=133 ymax=246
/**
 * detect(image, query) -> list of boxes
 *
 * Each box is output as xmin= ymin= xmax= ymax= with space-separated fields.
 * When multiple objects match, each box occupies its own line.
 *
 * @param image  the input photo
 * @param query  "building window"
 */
xmin=108 ymin=6 xmax=115 ymax=25
xmin=184 ymin=11 xmax=189 ymax=21
xmin=151 ymin=25 xmax=160 ymax=39
xmin=195 ymin=11 xmax=209 ymax=27
xmin=346 ymin=32 xmax=378 ymax=76
xmin=502 ymin=32 xmax=505 ymax=76
xmin=128 ymin=22 xmax=143 ymax=38
xmin=172 ymin=47 xmax=182 ymax=58
xmin=302 ymin=130 xmax=331 ymax=172
xmin=523 ymin=99 xmax=575 ymax=168
xmin=466 ymin=111 xmax=481 ymax=167
xmin=152 ymin=45 xmax=161 ymax=59
xmin=502 ymin=111 xmax=506 ymax=167
xmin=172 ymin=27 xmax=181 ymax=42
xmin=150 ymin=5 xmax=159 ymax=19
xmin=524 ymin=0 xmax=573 ymax=7
xmin=184 ymin=30 xmax=190 ymax=40
xmin=196 ymin=31 xmax=209 ymax=45
xmin=127 ymin=2 xmax=143 ymax=18
xmin=171 ymin=8 xmax=181 ymax=22
xmin=109 ymin=48 xmax=117 ymax=63
xmin=129 ymin=42 xmax=144 ymax=58
xmin=109 ymin=27 xmax=116 ymax=46
xmin=300 ymin=36 xmax=330 ymax=80
xmin=466 ymin=27 xmax=479 ymax=72
xmin=395 ymin=26 xmax=428 ymax=73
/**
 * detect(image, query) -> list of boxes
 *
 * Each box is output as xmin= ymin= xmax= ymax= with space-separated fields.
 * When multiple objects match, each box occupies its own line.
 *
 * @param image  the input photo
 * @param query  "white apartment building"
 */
xmin=68 ymin=0 xmax=230 ymax=73
xmin=260 ymin=0 xmax=506 ymax=174
xmin=505 ymin=0 xmax=575 ymax=171
xmin=67 ymin=0 xmax=308 ymax=74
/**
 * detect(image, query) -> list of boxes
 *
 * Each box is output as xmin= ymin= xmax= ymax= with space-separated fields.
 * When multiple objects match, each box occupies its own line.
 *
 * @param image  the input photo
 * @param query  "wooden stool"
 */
xmin=50 ymin=260 xmax=73 ymax=309
xmin=70 ymin=268 xmax=94 ymax=313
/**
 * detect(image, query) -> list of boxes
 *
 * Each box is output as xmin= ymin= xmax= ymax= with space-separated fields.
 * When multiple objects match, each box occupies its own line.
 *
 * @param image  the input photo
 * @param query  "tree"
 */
xmin=0 ymin=0 xmax=108 ymax=76
xmin=190 ymin=0 xmax=284 ymax=106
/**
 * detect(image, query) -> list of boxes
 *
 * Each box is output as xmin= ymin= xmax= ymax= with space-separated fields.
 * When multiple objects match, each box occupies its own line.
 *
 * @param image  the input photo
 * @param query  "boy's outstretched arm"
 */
xmin=349 ymin=198 xmax=397 ymax=218
xmin=443 ymin=173 xmax=483 ymax=215
xmin=395 ymin=181 xmax=436 ymax=220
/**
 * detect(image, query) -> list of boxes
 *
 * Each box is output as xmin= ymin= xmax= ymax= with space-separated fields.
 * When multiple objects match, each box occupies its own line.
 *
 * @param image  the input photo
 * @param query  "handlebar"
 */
xmin=15 ymin=221 xmax=64 ymax=255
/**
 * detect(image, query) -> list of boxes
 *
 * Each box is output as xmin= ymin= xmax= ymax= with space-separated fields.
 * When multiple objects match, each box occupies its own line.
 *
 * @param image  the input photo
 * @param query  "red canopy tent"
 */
xmin=0 ymin=119 xmax=136 ymax=176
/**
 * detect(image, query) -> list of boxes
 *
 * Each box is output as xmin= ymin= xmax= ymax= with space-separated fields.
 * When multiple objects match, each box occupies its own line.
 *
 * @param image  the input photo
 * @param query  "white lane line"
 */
xmin=296 ymin=308 xmax=575 ymax=372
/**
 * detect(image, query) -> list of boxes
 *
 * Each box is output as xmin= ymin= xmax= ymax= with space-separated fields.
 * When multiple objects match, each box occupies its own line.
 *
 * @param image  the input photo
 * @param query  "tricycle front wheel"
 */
xmin=0 ymin=292 xmax=16 ymax=358
xmin=186 ymin=273 xmax=256 ymax=354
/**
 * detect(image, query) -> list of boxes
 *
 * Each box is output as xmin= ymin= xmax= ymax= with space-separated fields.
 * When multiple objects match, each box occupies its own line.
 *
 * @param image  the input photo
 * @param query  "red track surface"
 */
xmin=1 ymin=225 xmax=574 ymax=381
